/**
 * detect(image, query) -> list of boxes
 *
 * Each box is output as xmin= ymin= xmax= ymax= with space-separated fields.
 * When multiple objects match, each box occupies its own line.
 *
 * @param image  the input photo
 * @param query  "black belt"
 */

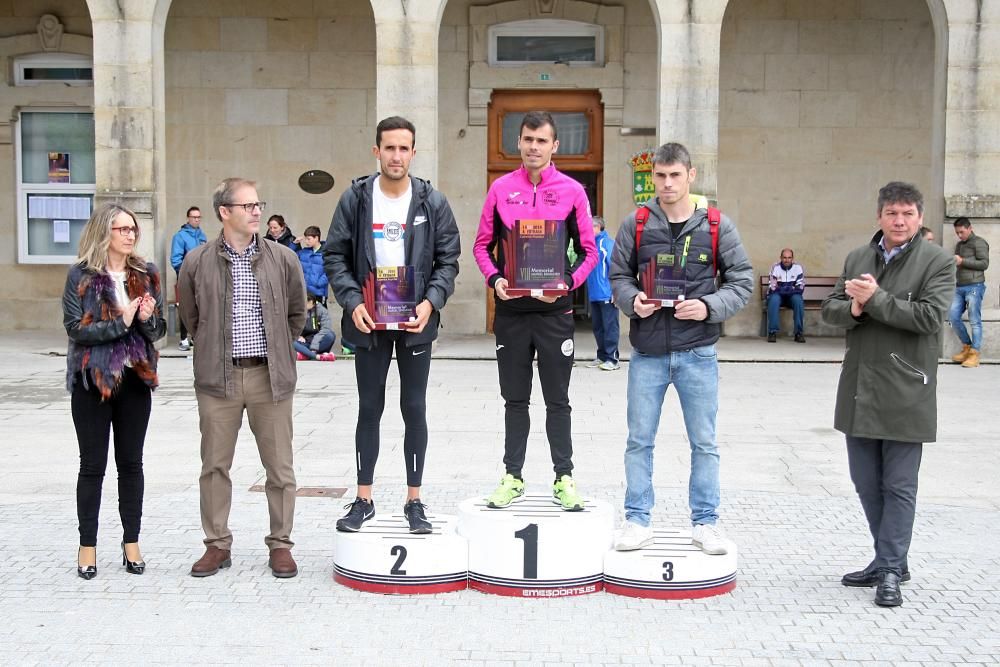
xmin=232 ymin=356 xmax=267 ymax=368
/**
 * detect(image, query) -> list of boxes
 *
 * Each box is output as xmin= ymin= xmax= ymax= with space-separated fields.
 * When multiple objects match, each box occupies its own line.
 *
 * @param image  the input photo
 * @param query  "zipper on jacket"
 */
xmin=532 ymin=183 xmax=537 ymax=206
xmin=889 ymin=352 xmax=928 ymax=385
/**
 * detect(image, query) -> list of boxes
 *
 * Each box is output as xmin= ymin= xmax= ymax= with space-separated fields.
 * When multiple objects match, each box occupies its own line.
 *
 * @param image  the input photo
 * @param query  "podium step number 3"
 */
xmin=603 ymin=527 xmax=737 ymax=599
xmin=333 ymin=513 xmax=468 ymax=594
xmin=458 ymin=495 xmax=613 ymax=597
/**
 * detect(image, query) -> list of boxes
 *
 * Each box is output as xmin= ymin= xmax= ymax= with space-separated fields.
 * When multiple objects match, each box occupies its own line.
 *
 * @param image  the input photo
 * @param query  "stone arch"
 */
xmin=717 ymin=0 xmax=944 ymax=335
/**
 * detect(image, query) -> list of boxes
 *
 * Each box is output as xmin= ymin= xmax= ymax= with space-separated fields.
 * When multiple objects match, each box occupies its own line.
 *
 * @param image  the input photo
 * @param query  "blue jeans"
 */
xmin=766 ymin=292 xmax=804 ymax=335
xmin=294 ymin=330 xmax=336 ymax=359
xmin=949 ymin=283 xmax=986 ymax=350
xmin=624 ymin=346 xmax=720 ymax=527
xmin=590 ymin=300 xmax=619 ymax=363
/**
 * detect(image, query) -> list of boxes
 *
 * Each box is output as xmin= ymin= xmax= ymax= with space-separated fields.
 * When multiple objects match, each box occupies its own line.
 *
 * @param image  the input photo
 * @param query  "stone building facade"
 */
xmin=0 ymin=0 xmax=997 ymax=351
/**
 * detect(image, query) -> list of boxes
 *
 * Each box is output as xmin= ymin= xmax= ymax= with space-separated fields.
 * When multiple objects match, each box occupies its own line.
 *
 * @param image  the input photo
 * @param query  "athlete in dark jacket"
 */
xmin=323 ymin=116 xmax=460 ymax=535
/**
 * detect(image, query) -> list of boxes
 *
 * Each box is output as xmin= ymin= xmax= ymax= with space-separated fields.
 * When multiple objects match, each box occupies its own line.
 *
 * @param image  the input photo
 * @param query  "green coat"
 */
xmin=822 ymin=232 xmax=955 ymax=443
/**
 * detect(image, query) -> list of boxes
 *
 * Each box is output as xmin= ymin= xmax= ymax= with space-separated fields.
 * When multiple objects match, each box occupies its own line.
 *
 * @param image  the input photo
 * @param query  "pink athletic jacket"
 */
xmin=473 ymin=164 xmax=597 ymax=313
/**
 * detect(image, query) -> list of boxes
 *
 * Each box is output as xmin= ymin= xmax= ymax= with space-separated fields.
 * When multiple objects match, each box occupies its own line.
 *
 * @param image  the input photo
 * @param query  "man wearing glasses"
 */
xmin=170 ymin=206 xmax=207 ymax=351
xmin=765 ymin=248 xmax=807 ymax=343
xmin=178 ymin=178 xmax=307 ymax=579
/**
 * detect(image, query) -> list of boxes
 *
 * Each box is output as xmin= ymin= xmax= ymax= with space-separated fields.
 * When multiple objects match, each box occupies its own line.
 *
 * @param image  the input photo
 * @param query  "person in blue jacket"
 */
xmin=296 ymin=226 xmax=328 ymax=304
xmin=586 ymin=216 xmax=619 ymax=370
xmin=170 ymin=206 xmax=207 ymax=351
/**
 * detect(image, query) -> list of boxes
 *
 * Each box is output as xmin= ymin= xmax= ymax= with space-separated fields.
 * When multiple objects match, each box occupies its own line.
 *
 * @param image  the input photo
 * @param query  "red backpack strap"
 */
xmin=707 ymin=207 xmax=721 ymax=275
xmin=634 ymin=207 xmax=650 ymax=251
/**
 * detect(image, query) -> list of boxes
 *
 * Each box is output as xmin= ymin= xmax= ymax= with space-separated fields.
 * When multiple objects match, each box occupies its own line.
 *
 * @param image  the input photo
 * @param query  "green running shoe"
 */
xmin=486 ymin=474 xmax=525 ymax=508
xmin=552 ymin=475 xmax=585 ymax=511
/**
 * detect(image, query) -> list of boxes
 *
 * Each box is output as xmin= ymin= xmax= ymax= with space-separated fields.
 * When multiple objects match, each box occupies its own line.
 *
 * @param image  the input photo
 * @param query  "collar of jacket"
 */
xmin=352 ymin=172 xmax=432 ymax=204
xmin=213 ymin=232 xmax=267 ymax=259
xmin=515 ymin=163 xmax=557 ymax=186
xmin=869 ymin=229 xmax=921 ymax=258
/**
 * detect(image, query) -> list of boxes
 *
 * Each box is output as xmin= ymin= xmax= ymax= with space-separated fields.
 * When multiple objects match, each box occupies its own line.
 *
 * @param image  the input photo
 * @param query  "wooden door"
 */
xmin=485 ymin=90 xmax=604 ymax=332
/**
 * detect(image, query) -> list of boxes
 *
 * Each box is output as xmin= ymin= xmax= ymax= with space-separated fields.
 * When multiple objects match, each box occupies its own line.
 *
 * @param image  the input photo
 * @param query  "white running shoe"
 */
xmin=691 ymin=523 xmax=728 ymax=555
xmin=599 ymin=360 xmax=620 ymax=371
xmin=613 ymin=521 xmax=655 ymax=551
xmin=178 ymin=338 xmax=191 ymax=351
xmin=585 ymin=359 xmax=603 ymax=368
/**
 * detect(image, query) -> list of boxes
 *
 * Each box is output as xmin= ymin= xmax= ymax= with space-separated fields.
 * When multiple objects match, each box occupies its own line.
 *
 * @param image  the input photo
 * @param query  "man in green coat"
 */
xmin=822 ymin=182 xmax=955 ymax=608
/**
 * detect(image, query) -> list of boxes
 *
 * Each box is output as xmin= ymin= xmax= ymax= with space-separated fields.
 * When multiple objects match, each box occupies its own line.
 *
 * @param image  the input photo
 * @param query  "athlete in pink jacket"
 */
xmin=473 ymin=111 xmax=597 ymax=512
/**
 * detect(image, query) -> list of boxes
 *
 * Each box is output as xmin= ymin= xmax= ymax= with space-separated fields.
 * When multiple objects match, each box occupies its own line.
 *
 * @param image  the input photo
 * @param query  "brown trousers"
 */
xmin=196 ymin=366 xmax=296 ymax=551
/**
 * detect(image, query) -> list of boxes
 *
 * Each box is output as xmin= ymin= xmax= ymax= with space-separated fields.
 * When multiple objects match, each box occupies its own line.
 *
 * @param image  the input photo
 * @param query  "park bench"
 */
xmin=758 ymin=274 xmax=839 ymax=336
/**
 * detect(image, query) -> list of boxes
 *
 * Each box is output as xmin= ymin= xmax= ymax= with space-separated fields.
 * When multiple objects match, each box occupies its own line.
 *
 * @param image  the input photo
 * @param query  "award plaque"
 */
xmin=363 ymin=265 xmax=417 ymax=330
xmin=501 ymin=219 xmax=568 ymax=297
xmin=641 ymin=239 xmax=688 ymax=307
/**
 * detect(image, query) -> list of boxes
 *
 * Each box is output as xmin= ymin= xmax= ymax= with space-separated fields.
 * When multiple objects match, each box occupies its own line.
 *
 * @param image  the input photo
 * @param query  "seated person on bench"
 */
xmin=766 ymin=248 xmax=806 ymax=343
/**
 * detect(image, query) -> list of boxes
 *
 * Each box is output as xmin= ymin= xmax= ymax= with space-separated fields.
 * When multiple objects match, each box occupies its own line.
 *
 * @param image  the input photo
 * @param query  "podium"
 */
xmin=458 ymin=495 xmax=613 ymax=597
xmin=603 ymin=527 xmax=737 ymax=599
xmin=333 ymin=513 xmax=468 ymax=594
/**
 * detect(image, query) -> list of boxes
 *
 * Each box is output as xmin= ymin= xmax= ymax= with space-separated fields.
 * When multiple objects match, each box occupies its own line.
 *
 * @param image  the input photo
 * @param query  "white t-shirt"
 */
xmin=372 ymin=179 xmax=411 ymax=268
xmin=108 ymin=270 xmax=129 ymax=308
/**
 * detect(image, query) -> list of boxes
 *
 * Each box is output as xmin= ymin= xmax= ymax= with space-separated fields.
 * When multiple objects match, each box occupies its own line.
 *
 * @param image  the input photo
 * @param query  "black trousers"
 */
xmin=72 ymin=369 xmax=152 ymax=546
xmin=846 ymin=436 xmax=922 ymax=575
xmin=493 ymin=309 xmax=575 ymax=478
xmin=354 ymin=331 xmax=432 ymax=487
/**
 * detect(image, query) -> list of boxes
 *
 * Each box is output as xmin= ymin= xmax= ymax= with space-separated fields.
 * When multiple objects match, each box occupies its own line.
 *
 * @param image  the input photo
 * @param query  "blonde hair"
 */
xmin=76 ymin=202 xmax=147 ymax=273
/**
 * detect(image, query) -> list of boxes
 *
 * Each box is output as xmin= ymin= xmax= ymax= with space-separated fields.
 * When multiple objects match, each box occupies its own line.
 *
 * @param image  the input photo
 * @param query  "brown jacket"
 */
xmin=178 ymin=233 xmax=306 ymax=401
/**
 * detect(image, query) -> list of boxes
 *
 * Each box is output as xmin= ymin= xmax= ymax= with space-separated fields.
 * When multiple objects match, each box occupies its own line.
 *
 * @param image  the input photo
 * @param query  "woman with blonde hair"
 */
xmin=62 ymin=202 xmax=166 ymax=579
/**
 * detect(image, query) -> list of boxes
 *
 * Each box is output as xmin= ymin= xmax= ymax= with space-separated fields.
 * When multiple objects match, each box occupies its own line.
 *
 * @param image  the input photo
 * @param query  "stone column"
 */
xmin=369 ymin=0 xmax=448 ymax=184
xmin=86 ymin=0 xmax=163 ymax=264
xmin=943 ymin=0 xmax=1000 ymax=220
xmin=650 ymin=0 xmax=727 ymax=197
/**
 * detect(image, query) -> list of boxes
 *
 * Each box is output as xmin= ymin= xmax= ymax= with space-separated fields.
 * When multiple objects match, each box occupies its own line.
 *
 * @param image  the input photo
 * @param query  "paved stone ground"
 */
xmin=0 ymin=332 xmax=997 ymax=665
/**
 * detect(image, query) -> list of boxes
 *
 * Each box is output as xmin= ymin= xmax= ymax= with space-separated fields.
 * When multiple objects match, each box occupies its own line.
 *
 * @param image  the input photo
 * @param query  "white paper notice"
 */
xmin=27 ymin=195 xmax=92 ymax=220
xmin=53 ymin=219 xmax=70 ymax=244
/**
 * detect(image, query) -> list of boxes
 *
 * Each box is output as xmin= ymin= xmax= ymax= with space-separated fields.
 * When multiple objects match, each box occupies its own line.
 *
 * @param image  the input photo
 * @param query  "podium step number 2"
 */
xmin=458 ymin=495 xmax=613 ymax=597
xmin=333 ymin=513 xmax=468 ymax=594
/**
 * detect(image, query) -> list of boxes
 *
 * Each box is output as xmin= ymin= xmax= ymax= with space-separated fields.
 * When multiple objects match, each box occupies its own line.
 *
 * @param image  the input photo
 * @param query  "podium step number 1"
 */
xmin=458 ymin=495 xmax=613 ymax=597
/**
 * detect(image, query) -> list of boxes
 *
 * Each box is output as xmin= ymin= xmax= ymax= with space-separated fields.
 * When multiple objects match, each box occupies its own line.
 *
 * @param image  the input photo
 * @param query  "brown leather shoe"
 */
xmin=268 ymin=547 xmax=298 ymax=578
xmin=190 ymin=546 xmax=232 ymax=577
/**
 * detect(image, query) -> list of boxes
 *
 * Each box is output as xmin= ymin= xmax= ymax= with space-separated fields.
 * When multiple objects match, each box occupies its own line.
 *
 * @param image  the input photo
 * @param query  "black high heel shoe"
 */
xmin=121 ymin=541 xmax=145 ymax=575
xmin=77 ymin=547 xmax=97 ymax=580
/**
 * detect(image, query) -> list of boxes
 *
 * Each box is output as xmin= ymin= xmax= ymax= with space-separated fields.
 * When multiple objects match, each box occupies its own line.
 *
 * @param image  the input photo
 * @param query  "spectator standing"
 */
xmin=949 ymin=217 xmax=989 ymax=368
xmin=170 ymin=206 xmax=207 ymax=350
xmin=586 ymin=216 xmax=619 ymax=370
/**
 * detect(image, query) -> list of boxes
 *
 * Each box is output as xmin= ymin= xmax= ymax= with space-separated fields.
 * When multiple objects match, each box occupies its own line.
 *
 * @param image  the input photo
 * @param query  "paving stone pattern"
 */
xmin=0 ymin=336 xmax=997 ymax=665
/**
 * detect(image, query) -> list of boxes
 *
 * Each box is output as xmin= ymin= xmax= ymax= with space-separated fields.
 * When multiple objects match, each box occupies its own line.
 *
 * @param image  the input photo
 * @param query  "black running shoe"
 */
xmin=403 ymin=499 xmax=432 ymax=534
xmin=336 ymin=497 xmax=375 ymax=532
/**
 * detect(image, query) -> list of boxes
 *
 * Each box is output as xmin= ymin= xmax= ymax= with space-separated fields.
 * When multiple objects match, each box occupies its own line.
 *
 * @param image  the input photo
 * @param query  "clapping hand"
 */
xmin=137 ymin=294 xmax=156 ymax=322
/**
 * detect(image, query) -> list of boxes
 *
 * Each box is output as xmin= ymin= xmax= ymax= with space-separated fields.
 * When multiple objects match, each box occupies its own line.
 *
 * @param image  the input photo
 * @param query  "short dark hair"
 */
xmin=877 ymin=181 xmax=923 ymax=215
xmin=186 ymin=206 xmax=200 ymax=217
xmin=306 ymin=293 xmax=324 ymax=303
xmin=303 ymin=225 xmax=321 ymax=237
xmin=267 ymin=214 xmax=285 ymax=228
xmin=953 ymin=217 xmax=972 ymax=229
xmin=919 ymin=226 xmax=934 ymax=238
xmin=376 ymin=116 xmax=416 ymax=148
xmin=652 ymin=142 xmax=692 ymax=170
xmin=519 ymin=111 xmax=557 ymax=141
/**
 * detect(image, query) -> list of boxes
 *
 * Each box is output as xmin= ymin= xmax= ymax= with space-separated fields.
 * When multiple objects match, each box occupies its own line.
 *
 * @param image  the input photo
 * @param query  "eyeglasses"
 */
xmin=111 ymin=225 xmax=138 ymax=237
xmin=224 ymin=202 xmax=266 ymax=213
xmin=189 ymin=215 xmax=201 ymax=220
